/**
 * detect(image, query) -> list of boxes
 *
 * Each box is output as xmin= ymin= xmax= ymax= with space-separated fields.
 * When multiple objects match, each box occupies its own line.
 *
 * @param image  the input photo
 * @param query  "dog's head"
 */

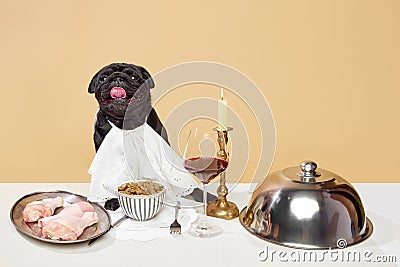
xmin=88 ymin=63 xmax=154 ymax=121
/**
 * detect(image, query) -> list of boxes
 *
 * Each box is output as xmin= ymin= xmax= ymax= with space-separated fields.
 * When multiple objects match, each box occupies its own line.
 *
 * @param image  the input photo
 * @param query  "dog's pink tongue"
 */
xmin=110 ymin=87 xmax=127 ymax=99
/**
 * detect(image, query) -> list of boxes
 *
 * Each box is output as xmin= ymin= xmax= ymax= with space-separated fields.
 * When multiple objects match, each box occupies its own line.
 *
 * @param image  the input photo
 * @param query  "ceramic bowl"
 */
xmin=117 ymin=181 xmax=166 ymax=221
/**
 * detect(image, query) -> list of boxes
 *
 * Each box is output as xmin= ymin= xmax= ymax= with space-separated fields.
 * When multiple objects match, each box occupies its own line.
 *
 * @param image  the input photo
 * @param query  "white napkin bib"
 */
xmin=88 ymin=122 xmax=197 ymax=202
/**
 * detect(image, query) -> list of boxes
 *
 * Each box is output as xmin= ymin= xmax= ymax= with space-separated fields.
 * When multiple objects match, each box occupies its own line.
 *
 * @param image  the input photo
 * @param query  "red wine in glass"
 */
xmin=184 ymin=157 xmax=228 ymax=184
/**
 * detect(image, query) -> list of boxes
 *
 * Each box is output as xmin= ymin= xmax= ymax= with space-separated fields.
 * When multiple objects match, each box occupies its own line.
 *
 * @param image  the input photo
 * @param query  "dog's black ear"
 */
xmin=138 ymin=66 xmax=155 ymax=89
xmin=88 ymin=73 xmax=98 ymax=94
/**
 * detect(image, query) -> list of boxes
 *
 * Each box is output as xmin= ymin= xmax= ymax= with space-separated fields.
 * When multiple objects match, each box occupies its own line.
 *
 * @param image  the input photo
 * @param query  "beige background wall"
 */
xmin=0 ymin=0 xmax=399 ymax=183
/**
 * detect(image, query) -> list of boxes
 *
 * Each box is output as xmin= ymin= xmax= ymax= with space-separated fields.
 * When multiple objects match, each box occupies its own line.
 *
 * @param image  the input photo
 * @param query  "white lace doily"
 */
xmin=88 ymin=122 xmax=197 ymax=203
xmin=109 ymin=206 xmax=198 ymax=241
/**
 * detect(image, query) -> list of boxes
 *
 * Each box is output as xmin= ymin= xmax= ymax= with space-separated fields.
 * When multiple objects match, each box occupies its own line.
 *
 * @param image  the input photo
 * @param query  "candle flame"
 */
xmin=220 ymin=88 xmax=224 ymax=100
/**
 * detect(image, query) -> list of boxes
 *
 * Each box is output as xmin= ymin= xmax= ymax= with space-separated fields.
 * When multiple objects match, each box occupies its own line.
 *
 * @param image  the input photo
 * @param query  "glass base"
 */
xmin=188 ymin=219 xmax=223 ymax=238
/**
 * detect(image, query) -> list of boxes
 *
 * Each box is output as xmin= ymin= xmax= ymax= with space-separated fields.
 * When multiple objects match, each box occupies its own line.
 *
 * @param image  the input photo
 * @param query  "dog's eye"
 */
xmin=131 ymin=74 xmax=140 ymax=80
xmin=99 ymin=75 xmax=107 ymax=82
xmin=123 ymin=69 xmax=136 ymax=80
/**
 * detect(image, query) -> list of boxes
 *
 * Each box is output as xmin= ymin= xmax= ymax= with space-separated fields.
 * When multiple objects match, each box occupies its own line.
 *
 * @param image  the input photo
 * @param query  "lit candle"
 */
xmin=218 ymin=88 xmax=228 ymax=130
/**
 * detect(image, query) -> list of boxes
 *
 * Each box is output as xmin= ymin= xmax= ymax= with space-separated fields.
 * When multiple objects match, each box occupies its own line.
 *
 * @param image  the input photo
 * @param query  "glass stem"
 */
xmin=203 ymin=183 xmax=207 ymax=217
xmin=197 ymin=182 xmax=208 ymax=229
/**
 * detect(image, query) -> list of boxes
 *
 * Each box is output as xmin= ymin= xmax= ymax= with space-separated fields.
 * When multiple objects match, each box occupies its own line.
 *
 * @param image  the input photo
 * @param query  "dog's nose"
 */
xmin=110 ymin=87 xmax=127 ymax=99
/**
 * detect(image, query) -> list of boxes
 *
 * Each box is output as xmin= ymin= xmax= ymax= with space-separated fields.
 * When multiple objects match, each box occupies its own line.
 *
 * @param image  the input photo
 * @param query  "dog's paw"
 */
xmin=104 ymin=198 xmax=120 ymax=211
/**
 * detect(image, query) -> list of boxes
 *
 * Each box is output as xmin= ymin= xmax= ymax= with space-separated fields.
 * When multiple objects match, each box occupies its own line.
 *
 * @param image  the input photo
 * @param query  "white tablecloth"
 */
xmin=1 ymin=183 xmax=399 ymax=267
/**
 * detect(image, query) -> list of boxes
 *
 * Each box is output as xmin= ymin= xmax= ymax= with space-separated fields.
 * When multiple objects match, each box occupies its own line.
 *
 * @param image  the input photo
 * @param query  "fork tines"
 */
xmin=169 ymin=201 xmax=182 ymax=235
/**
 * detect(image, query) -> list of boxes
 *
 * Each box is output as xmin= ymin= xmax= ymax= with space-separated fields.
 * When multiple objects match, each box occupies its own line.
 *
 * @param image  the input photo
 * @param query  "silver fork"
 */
xmin=169 ymin=201 xmax=181 ymax=235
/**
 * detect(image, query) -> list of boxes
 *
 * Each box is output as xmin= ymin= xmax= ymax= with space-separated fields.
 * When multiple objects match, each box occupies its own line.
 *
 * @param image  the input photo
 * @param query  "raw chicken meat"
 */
xmin=38 ymin=201 xmax=99 ymax=241
xmin=22 ymin=196 xmax=64 ymax=222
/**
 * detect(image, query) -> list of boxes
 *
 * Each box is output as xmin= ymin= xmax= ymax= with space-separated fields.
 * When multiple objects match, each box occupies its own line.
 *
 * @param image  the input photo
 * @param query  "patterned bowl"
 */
xmin=117 ymin=181 xmax=166 ymax=221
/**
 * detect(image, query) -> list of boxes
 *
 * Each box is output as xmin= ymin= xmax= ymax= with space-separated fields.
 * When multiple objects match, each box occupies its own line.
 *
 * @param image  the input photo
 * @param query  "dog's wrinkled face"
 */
xmin=88 ymin=63 xmax=154 ymax=120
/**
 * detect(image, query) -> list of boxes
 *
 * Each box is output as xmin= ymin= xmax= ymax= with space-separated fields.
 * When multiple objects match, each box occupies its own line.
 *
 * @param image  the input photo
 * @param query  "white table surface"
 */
xmin=1 ymin=183 xmax=399 ymax=267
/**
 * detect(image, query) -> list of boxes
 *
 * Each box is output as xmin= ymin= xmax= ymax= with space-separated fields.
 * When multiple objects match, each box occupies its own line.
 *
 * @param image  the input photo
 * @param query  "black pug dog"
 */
xmin=88 ymin=63 xmax=168 ymax=210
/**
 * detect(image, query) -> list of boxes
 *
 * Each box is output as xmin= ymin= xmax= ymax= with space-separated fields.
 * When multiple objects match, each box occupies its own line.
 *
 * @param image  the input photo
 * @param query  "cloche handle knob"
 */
xmin=300 ymin=161 xmax=320 ymax=182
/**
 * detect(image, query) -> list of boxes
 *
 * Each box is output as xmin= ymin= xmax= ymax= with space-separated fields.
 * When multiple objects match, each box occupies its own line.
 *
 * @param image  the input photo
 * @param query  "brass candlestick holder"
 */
xmin=207 ymin=127 xmax=239 ymax=220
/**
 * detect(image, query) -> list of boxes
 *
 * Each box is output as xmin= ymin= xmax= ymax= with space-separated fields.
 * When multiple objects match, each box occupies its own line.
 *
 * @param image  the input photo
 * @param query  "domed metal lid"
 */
xmin=239 ymin=160 xmax=373 ymax=249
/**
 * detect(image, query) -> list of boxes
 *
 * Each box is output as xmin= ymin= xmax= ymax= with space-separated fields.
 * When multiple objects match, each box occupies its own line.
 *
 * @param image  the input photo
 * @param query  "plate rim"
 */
xmin=10 ymin=190 xmax=111 ymax=244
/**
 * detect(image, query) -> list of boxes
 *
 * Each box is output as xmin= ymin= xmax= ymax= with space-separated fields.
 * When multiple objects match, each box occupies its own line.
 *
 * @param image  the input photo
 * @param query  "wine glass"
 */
xmin=183 ymin=127 xmax=228 ymax=238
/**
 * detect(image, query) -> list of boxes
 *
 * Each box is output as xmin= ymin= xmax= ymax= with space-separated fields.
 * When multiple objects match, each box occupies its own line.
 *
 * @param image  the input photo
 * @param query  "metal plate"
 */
xmin=10 ymin=191 xmax=111 ymax=244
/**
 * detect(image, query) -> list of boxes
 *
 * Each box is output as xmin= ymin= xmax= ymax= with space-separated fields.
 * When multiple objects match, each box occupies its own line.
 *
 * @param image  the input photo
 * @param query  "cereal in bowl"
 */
xmin=118 ymin=181 xmax=164 ymax=196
